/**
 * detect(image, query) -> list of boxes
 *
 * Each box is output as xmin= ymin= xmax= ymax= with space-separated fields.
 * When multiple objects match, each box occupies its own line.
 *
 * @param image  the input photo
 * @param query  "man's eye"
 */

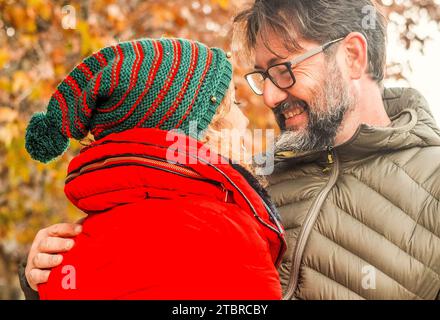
xmin=275 ymin=69 xmax=290 ymax=77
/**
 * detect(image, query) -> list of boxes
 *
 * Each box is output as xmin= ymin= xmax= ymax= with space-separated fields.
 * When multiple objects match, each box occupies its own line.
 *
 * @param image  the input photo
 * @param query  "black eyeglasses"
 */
xmin=245 ymin=37 xmax=345 ymax=96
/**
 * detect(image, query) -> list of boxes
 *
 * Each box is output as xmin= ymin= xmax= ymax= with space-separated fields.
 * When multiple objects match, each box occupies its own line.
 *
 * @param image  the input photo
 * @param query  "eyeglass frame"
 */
xmin=244 ymin=37 xmax=346 ymax=96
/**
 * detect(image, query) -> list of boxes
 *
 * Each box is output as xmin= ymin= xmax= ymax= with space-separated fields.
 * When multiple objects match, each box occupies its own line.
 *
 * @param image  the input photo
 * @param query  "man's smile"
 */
xmin=279 ymin=100 xmax=309 ymax=129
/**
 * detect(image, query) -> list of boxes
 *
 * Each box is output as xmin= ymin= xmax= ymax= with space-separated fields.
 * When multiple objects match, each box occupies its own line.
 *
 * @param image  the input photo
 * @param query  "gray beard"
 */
xmin=275 ymin=62 xmax=355 ymax=154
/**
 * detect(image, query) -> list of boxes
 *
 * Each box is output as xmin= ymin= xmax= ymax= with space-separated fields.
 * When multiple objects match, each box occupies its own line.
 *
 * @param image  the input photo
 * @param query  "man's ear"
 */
xmin=341 ymin=32 xmax=368 ymax=80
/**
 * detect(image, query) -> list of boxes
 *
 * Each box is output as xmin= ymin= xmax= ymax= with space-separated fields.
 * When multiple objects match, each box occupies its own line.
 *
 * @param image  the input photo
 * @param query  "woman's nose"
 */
xmin=262 ymin=78 xmax=288 ymax=110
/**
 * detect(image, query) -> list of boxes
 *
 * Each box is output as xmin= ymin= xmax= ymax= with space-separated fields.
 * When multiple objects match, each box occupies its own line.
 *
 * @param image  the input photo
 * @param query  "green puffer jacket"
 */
xmin=268 ymin=87 xmax=440 ymax=300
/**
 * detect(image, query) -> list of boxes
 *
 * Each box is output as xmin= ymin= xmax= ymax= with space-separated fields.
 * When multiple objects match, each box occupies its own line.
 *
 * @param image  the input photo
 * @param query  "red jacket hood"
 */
xmin=64 ymin=128 xmax=286 ymax=265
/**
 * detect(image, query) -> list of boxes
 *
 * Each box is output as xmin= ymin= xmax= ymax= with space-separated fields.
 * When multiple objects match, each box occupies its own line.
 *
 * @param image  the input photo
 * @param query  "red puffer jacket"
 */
xmin=38 ymin=128 xmax=286 ymax=300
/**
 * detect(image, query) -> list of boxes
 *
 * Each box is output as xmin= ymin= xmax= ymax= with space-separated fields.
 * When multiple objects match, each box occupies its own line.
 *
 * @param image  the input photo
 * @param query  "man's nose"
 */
xmin=262 ymin=78 xmax=288 ymax=109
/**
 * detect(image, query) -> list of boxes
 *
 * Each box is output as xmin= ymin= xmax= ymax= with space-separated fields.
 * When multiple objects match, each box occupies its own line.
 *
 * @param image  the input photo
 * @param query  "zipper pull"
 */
xmin=323 ymin=146 xmax=335 ymax=173
xmin=327 ymin=146 xmax=334 ymax=164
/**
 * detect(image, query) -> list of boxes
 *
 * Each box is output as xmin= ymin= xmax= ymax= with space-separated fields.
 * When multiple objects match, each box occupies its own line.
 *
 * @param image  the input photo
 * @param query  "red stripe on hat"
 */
xmin=92 ymin=41 xmax=163 ymax=137
xmin=64 ymin=75 xmax=87 ymax=133
xmin=77 ymin=62 xmax=93 ymax=81
xmin=73 ymin=101 xmax=87 ymax=134
xmin=108 ymin=46 xmax=118 ymax=96
xmin=74 ymin=110 xmax=87 ymax=134
xmin=175 ymin=46 xmax=213 ymax=129
xmin=94 ymin=52 xmax=107 ymax=68
xmin=93 ymin=72 xmax=102 ymax=98
xmin=65 ymin=75 xmax=81 ymax=97
xmin=156 ymin=41 xmax=198 ymax=128
xmin=97 ymin=40 xmax=144 ymax=113
xmin=113 ymin=45 xmax=124 ymax=94
xmin=74 ymin=68 xmax=104 ymax=133
xmin=135 ymin=39 xmax=181 ymax=128
xmin=53 ymin=90 xmax=71 ymax=137
xmin=81 ymin=89 xmax=92 ymax=117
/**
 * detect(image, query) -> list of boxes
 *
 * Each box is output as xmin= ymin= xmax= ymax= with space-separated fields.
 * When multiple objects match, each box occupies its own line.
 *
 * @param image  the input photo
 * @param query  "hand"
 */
xmin=25 ymin=222 xmax=83 ymax=291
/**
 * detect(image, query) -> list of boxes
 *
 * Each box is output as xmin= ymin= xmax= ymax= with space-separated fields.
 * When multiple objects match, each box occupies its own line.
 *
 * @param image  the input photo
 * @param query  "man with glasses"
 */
xmin=232 ymin=0 xmax=440 ymax=300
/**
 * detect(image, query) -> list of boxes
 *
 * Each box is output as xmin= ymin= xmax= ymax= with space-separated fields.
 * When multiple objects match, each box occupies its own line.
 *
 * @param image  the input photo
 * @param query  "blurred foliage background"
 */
xmin=0 ymin=0 xmax=439 ymax=299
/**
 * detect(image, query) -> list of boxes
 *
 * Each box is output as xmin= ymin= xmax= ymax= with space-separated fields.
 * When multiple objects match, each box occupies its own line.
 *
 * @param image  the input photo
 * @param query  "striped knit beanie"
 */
xmin=25 ymin=38 xmax=232 ymax=163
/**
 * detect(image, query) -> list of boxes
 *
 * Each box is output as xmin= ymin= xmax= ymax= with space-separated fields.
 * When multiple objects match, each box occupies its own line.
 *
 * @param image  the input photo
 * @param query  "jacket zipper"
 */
xmin=65 ymin=155 xmax=226 ymax=193
xmin=283 ymin=147 xmax=340 ymax=300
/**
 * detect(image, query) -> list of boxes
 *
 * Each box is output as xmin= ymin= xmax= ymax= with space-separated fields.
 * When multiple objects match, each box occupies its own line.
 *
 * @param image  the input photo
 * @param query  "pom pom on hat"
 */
xmin=25 ymin=112 xmax=69 ymax=163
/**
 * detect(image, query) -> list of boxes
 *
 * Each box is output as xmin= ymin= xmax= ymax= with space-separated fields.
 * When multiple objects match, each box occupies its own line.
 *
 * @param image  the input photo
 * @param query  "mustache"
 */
xmin=272 ymin=100 xmax=308 ymax=131
xmin=273 ymin=99 xmax=308 ymax=115
xmin=273 ymin=101 xmax=291 ymax=115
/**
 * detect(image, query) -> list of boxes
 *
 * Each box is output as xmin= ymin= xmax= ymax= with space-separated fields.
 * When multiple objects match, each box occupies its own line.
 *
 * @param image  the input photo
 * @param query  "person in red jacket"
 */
xmin=23 ymin=38 xmax=286 ymax=299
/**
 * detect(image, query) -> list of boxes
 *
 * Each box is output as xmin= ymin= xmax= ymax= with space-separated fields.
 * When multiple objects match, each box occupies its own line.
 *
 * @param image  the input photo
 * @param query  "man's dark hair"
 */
xmin=233 ymin=0 xmax=388 ymax=83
